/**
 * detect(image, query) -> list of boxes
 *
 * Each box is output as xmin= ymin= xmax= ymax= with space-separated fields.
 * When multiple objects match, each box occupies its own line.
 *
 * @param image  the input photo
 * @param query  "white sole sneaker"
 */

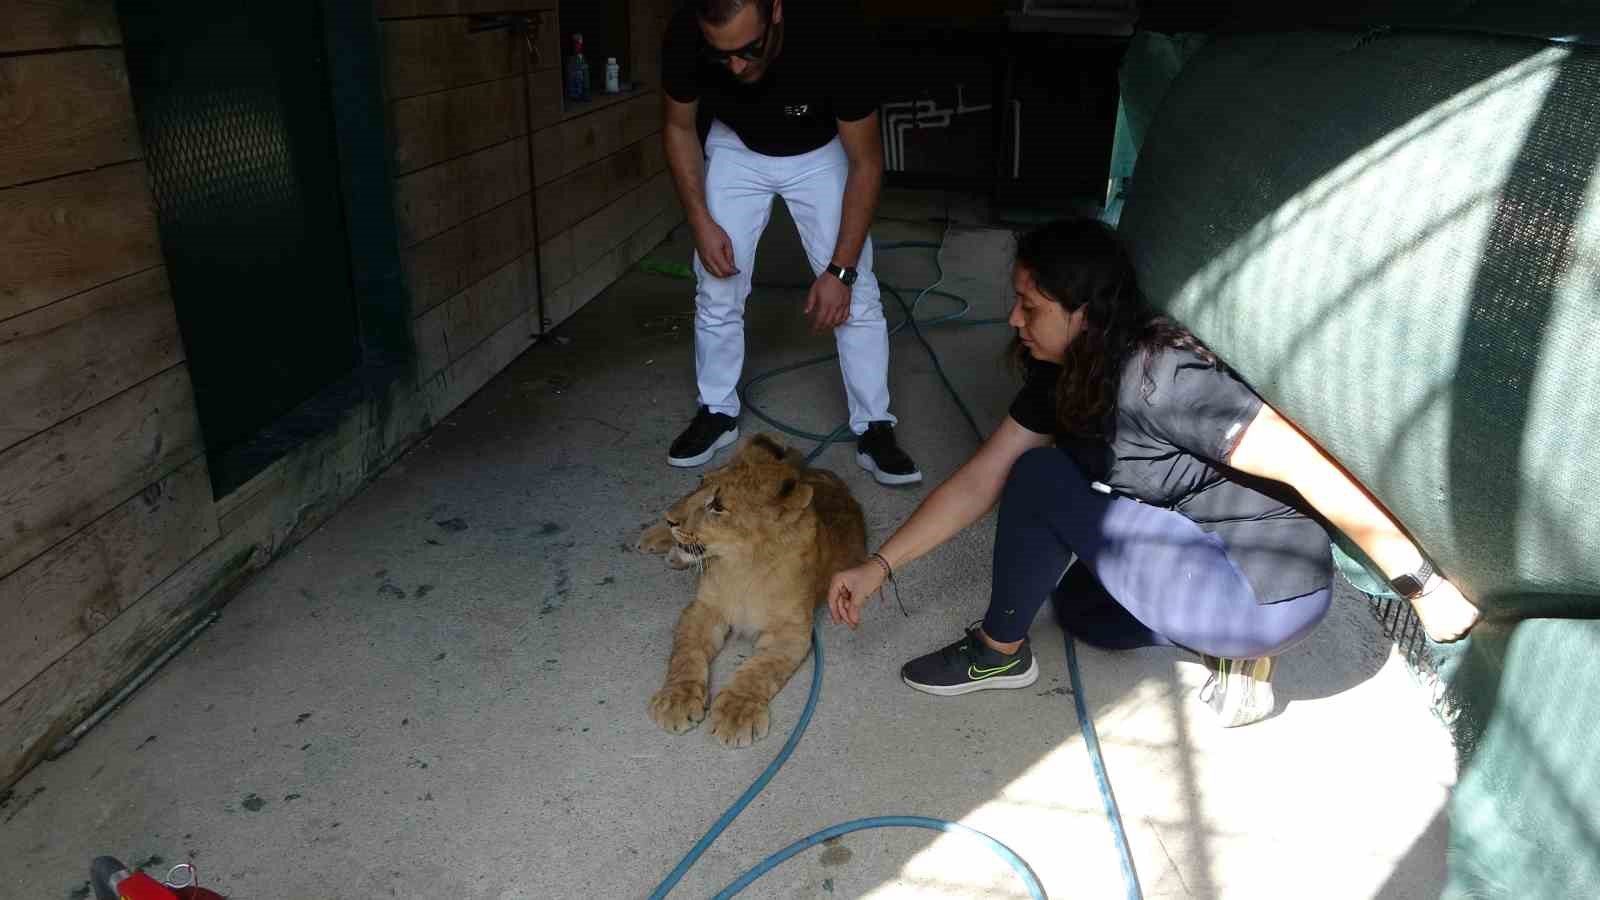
xmin=902 ymin=655 xmax=1039 ymax=696
xmin=1199 ymin=655 xmax=1276 ymax=727
xmin=668 ymin=426 xmax=739 ymax=468
xmin=856 ymin=451 xmax=923 ymax=486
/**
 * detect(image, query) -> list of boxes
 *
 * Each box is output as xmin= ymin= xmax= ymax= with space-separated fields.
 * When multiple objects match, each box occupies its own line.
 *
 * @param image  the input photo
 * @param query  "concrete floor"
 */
xmin=3 ymin=191 xmax=1457 ymax=899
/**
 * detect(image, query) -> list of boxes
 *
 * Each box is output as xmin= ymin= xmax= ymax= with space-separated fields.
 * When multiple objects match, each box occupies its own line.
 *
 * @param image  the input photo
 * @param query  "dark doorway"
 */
xmin=119 ymin=0 xmax=365 ymax=493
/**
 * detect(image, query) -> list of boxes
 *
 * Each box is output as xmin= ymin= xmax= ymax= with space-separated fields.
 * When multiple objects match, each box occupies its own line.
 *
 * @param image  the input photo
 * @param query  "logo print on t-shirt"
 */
xmin=784 ymin=104 xmax=810 ymax=117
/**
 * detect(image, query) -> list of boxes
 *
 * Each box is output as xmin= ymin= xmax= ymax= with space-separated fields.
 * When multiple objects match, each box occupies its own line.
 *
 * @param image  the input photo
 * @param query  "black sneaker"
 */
xmin=856 ymin=421 xmax=922 ymax=486
xmin=902 ymin=623 xmax=1038 ymax=696
xmin=668 ymin=406 xmax=739 ymax=468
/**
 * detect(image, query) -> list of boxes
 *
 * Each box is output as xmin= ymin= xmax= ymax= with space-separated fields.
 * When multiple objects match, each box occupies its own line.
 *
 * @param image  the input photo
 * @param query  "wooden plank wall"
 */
xmin=379 ymin=0 xmax=551 ymax=424
xmin=394 ymin=0 xmax=682 ymax=413
xmin=0 ymin=0 xmax=400 ymax=789
xmin=0 ymin=0 xmax=218 ymax=786
xmin=534 ymin=0 xmax=681 ymax=326
xmin=0 ymin=0 xmax=682 ymax=791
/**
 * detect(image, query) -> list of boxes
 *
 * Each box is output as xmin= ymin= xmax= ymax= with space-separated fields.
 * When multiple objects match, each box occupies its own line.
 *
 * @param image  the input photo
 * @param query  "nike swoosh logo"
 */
xmin=968 ymin=659 xmax=1021 ymax=680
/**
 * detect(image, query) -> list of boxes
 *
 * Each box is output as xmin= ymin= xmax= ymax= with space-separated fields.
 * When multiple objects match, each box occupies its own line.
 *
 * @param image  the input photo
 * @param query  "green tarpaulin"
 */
xmin=1117 ymin=26 xmax=1600 ymax=898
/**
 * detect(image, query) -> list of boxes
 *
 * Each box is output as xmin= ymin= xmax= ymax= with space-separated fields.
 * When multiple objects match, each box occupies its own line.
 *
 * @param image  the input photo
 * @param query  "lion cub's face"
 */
xmin=665 ymin=439 xmax=814 ymax=563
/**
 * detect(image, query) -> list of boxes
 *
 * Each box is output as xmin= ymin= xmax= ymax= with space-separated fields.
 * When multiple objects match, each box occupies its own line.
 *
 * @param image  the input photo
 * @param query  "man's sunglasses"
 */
xmin=700 ymin=16 xmax=774 ymax=64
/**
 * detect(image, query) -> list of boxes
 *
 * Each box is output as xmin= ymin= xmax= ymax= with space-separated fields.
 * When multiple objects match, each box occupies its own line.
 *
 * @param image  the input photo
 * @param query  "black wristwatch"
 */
xmin=1390 ymin=558 xmax=1435 ymax=599
xmin=825 ymin=263 xmax=858 ymax=286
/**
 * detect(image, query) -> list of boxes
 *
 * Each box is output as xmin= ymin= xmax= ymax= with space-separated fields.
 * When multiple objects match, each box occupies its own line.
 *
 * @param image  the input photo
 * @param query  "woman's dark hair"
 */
xmin=1012 ymin=218 xmax=1219 ymax=439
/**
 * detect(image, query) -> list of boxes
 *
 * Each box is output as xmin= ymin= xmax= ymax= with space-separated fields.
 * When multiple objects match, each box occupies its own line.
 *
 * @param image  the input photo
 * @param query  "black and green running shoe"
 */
xmin=902 ymin=623 xmax=1039 ymax=696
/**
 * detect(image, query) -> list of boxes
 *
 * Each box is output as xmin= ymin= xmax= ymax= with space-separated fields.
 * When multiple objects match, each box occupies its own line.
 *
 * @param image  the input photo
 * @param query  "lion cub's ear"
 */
xmin=776 ymin=477 xmax=814 ymax=522
xmin=733 ymin=433 xmax=790 ymax=466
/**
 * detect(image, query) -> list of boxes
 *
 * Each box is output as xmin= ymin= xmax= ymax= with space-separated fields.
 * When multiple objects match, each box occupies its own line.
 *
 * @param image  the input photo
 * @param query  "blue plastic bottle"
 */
xmin=567 ymin=33 xmax=590 ymax=103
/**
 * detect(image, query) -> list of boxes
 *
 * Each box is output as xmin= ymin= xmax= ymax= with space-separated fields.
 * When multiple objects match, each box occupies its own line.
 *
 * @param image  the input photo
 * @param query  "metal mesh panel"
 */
xmin=120 ymin=0 xmax=360 ymax=472
xmin=1366 ymin=588 xmax=1458 ymax=725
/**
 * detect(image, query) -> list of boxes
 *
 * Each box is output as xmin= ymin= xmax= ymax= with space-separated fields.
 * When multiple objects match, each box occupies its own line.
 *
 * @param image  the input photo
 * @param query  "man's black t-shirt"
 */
xmin=1009 ymin=347 xmax=1333 ymax=604
xmin=661 ymin=1 xmax=878 ymax=157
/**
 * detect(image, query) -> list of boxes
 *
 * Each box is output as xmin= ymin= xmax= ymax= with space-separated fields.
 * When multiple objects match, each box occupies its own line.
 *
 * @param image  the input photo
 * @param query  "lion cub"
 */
xmin=637 ymin=434 xmax=866 ymax=747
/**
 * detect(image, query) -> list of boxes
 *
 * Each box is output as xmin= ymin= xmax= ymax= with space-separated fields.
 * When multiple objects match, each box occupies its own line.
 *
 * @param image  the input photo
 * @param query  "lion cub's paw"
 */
xmin=649 ymin=682 xmax=707 ymax=734
xmin=708 ymin=691 xmax=771 ymax=748
xmin=636 ymin=521 xmax=674 ymax=555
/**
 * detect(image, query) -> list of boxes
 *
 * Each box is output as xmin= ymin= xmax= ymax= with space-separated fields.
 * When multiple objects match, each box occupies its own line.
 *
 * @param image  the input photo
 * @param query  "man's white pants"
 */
xmin=693 ymin=120 xmax=894 ymax=435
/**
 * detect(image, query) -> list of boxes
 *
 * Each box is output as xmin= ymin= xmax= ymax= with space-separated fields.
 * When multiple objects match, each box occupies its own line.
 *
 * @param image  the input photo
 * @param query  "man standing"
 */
xmin=659 ymin=0 xmax=921 ymax=485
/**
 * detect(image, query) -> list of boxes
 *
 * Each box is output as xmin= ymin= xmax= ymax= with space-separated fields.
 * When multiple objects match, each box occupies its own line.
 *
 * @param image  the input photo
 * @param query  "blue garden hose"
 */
xmin=646 ymin=617 xmax=827 ymax=900
xmin=1065 ymin=629 xmax=1142 ymax=899
xmin=732 ymin=238 xmax=1002 ymax=464
xmin=642 ymin=235 xmax=1142 ymax=900
xmin=714 ymin=815 xmax=1048 ymax=900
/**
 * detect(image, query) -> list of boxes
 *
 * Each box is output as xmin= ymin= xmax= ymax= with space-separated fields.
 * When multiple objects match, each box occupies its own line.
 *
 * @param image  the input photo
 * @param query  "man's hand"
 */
xmin=1409 ymin=578 xmax=1481 ymax=643
xmin=692 ymin=216 xmax=738 ymax=278
xmin=827 ymin=561 xmax=888 ymax=629
xmin=804 ymin=270 xmax=851 ymax=333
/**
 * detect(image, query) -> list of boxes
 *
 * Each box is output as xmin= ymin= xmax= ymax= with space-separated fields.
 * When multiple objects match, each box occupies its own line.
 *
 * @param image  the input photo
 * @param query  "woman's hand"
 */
xmin=827 ymin=561 xmax=888 ymax=630
xmin=1409 ymin=578 xmax=1481 ymax=643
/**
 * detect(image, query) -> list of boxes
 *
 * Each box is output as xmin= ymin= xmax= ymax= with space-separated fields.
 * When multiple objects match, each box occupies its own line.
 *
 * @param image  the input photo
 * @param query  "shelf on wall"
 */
xmin=558 ymin=83 xmax=652 ymax=121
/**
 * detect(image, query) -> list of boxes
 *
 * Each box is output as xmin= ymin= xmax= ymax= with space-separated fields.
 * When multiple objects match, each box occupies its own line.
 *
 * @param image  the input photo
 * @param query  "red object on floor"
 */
xmin=104 ymin=870 xmax=226 ymax=900
xmin=108 ymin=872 xmax=177 ymax=900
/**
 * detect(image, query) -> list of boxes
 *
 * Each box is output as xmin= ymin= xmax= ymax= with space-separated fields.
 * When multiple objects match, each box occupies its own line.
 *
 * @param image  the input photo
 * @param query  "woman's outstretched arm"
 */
xmin=829 ymin=418 xmax=1051 ymax=629
xmin=1229 ymin=403 xmax=1481 ymax=642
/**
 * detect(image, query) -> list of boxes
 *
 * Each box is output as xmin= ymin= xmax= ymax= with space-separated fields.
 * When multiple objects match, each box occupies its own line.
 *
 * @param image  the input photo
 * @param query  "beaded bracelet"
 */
xmin=867 ymin=552 xmax=907 ymax=617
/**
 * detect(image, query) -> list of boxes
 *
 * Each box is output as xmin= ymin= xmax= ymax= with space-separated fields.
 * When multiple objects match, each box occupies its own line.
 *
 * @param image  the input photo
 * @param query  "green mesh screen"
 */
xmin=1116 ymin=28 xmax=1600 ymax=899
xmin=1446 ymin=618 xmax=1600 ymax=898
xmin=1119 ymin=31 xmax=1600 ymax=618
